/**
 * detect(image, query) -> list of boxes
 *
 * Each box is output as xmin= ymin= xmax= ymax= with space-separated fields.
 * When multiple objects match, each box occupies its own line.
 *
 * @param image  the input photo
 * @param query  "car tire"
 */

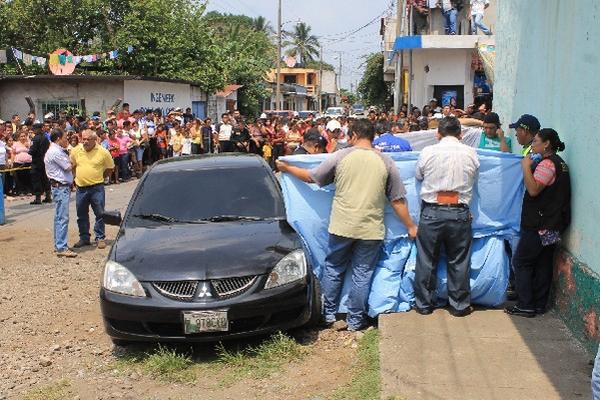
xmin=306 ymin=273 xmax=323 ymax=327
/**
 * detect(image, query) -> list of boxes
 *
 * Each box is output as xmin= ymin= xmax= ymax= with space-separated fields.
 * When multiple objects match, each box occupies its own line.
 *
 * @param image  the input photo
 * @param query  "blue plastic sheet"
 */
xmin=279 ymin=150 xmax=524 ymax=315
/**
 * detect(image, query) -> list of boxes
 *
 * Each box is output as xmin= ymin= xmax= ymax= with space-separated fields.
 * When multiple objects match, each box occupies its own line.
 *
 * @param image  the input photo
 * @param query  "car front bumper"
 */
xmin=100 ymin=276 xmax=314 ymax=342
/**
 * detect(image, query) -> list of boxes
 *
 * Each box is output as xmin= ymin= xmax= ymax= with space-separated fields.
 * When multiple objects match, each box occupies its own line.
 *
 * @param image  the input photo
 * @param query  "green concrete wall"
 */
xmin=494 ymin=0 xmax=600 ymax=354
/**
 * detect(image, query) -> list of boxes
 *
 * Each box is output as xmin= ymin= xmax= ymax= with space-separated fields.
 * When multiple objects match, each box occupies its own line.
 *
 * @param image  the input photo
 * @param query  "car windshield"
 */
xmin=128 ymin=167 xmax=285 ymax=223
xmin=327 ymin=108 xmax=342 ymax=115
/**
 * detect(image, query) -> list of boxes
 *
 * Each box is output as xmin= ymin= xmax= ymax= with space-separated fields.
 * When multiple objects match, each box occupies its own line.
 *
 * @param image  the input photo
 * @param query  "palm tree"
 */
xmin=252 ymin=16 xmax=272 ymax=34
xmin=283 ymin=22 xmax=320 ymax=65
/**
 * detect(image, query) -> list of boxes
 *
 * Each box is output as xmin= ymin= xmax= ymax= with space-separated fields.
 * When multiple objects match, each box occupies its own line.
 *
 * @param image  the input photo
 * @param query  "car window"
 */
xmin=128 ymin=167 xmax=284 ymax=223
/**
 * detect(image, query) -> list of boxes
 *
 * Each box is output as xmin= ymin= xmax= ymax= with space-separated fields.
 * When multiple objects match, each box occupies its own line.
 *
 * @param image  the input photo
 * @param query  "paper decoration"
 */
xmin=0 ymin=45 xmax=134 ymax=67
xmin=49 ymin=54 xmax=59 ymax=65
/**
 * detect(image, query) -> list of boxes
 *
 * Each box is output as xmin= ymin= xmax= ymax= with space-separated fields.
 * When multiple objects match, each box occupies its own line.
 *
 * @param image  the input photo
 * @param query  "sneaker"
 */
xmin=56 ymin=249 xmax=78 ymax=258
xmin=73 ymin=239 xmax=92 ymax=248
xmin=415 ymin=307 xmax=433 ymax=315
xmin=504 ymin=305 xmax=536 ymax=318
xmin=96 ymin=240 xmax=107 ymax=249
xmin=449 ymin=306 xmax=473 ymax=317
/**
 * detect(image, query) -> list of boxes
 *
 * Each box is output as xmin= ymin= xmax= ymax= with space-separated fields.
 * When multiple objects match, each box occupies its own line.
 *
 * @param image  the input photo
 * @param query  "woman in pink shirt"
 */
xmin=12 ymin=131 xmax=33 ymax=195
xmin=116 ymin=129 xmax=133 ymax=181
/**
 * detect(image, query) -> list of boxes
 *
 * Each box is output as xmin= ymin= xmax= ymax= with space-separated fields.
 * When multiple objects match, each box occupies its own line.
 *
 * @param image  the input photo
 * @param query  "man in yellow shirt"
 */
xmin=70 ymin=129 xmax=114 ymax=250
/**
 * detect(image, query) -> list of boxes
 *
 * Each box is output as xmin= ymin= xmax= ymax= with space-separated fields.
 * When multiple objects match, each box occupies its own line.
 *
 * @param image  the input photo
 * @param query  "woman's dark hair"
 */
xmin=537 ymin=128 xmax=565 ymax=152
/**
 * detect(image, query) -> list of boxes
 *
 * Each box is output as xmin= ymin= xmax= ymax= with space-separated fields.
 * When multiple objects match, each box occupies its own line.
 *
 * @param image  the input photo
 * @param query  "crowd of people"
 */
xmin=0 ymin=100 xmax=571 ymax=325
xmin=409 ymin=0 xmax=493 ymax=36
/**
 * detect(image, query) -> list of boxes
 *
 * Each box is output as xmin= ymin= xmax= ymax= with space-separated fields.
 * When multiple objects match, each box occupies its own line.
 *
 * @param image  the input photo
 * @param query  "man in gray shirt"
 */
xmin=44 ymin=128 xmax=77 ymax=258
xmin=277 ymin=120 xmax=417 ymax=331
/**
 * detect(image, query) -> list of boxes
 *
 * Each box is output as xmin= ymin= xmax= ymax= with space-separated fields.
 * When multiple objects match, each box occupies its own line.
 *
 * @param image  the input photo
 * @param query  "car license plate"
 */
xmin=183 ymin=311 xmax=229 ymax=334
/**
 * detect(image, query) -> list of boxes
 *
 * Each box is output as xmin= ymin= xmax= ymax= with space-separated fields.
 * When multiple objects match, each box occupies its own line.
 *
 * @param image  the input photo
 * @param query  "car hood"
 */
xmin=110 ymin=220 xmax=301 ymax=281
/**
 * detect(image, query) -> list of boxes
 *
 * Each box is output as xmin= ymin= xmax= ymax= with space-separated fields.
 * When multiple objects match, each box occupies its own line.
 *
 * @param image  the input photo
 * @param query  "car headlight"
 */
xmin=103 ymin=260 xmax=147 ymax=297
xmin=264 ymin=250 xmax=307 ymax=289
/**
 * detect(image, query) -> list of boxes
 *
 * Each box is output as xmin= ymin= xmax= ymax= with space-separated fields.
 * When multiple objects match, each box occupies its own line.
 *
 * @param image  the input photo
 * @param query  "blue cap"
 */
xmin=509 ymin=114 xmax=540 ymax=131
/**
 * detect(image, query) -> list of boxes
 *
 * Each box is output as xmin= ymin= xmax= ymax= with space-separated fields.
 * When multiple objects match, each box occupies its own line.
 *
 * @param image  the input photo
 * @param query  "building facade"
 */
xmin=265 ymin=68 xmax=338 ymax=112
xmin=382 ymin=1 xmax=496 ymax=111
xmin=0 ymin=75 xmax=232 ymax=122
xmin=495 ymin=0 xmax=600 ymax=355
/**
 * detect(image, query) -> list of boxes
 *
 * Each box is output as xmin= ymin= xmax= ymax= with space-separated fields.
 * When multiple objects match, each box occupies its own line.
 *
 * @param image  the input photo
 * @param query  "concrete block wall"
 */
xmin=494 ymin=0 xmax=600 ymax=355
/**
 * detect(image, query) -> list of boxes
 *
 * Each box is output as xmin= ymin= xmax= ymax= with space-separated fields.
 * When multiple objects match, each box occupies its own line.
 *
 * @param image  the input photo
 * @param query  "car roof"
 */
xmin=151 ymin=154 xmax=267 ymax=173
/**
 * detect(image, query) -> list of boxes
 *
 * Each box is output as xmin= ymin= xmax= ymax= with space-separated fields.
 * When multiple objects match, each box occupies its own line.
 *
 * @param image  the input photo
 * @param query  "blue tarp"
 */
xmin=279 ymin=150 xmax=524 ymax=315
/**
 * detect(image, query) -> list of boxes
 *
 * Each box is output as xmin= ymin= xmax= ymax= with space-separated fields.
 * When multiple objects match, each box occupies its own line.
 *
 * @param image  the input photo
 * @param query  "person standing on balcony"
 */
xmin=469 ymin=0 xmax=492 ymax=35
xmin=441 ymin=0 xmax=462 ymax=35
xmin=409 ymin=0 xmax=429 ymax=35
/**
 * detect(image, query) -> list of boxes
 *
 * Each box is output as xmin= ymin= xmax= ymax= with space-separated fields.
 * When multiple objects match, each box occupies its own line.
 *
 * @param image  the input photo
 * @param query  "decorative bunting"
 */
xmin=0 ymin=45 xmax=135 ymax=67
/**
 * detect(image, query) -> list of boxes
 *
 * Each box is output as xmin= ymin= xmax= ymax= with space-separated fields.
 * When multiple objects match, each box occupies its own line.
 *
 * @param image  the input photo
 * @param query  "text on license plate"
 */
xmin=183 ymin=311 xmax=229 ymax=334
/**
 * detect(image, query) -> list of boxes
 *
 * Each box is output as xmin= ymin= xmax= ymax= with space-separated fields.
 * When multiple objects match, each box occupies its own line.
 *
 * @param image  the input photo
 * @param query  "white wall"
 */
xmin=410 ymin=48 xmax=473 ymax=109
xmin=0 ymin=80 xmax=124 ymax=120
xmin=321 ymin=70 xmax=337 ymax=94
xmin=123 ymin=80 xmax=191 ymax=116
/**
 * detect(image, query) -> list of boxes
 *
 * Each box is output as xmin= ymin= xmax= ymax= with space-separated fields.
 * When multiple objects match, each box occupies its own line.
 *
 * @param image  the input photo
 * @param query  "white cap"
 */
xmin=44 ymin=112 xmax=54 ymax=120
xmin=326 ymin=120 xmax=342 ymax=131
xmin=260 ymin=113 xmax=267 ymax=119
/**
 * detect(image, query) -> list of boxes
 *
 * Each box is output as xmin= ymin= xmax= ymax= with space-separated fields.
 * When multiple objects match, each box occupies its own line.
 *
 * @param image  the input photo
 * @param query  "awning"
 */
xmin=216 ymin=84 xmax=243 ymax=97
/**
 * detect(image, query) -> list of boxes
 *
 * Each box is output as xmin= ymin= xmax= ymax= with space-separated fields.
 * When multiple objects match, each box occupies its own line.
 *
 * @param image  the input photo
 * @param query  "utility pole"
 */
xmin=394 ymin=0 xmax=404 ymax=113
xmin=318 ymin=45 xmax=323 ymax=112
xmin=275 ymin=0 xmax=282 ymax=111
xmin=338 ymin=51 xmax=342 ymax=106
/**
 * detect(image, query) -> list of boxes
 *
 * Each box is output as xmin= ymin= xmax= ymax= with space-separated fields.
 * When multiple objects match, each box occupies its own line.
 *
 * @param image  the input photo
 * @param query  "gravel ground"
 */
xmin=0 ymin=182 xmax=359 ymax=400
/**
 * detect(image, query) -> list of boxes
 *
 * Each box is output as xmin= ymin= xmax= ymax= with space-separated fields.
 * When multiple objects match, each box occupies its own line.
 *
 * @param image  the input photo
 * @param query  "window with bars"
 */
xmin=38 ymin=100 xmax=82 ymax=118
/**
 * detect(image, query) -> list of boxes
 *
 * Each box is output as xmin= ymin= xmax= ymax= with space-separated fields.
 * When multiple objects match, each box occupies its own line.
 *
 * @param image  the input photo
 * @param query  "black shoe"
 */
xmin=73 ymin=240 xmax=92 ymax=248
xmin=30 ymin=199 xmax=42 ymax=205
xmin=415 ymin=307 xmax=433 ymax=315
xmin=42 ymin=197 xmax=52 ymax=203
xmin=504 ymin=305 xmax=536 ymax=318
xmin=535 ymin=307 xmax=548 ymax=315
xmin=449 ymin=306 xmax=473 ymax=317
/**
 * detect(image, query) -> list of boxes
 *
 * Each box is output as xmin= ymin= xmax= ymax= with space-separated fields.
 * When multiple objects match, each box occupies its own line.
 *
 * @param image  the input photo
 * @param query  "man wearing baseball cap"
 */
xmin=509 ymin=114 xmax=540 ymax=156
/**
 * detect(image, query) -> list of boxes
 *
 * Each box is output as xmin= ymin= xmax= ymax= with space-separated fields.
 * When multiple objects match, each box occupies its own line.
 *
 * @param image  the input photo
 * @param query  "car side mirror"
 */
xmin=103 ymin=210 xmax=122 ymax=226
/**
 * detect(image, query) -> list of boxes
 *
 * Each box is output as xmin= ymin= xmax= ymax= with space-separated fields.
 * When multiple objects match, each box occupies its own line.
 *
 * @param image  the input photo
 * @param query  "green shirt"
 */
xmin=478 ymin=132 xmax=512 ymax=152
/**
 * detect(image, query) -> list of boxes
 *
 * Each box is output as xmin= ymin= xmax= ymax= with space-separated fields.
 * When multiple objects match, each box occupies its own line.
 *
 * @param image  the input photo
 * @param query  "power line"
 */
xmin=320 ymin=1 xmax=394 ymax=43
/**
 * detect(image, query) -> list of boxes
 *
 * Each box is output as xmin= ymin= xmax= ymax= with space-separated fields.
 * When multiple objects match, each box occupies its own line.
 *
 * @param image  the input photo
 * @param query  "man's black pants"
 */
xmin=30 ymin=165 xmax=50 ymax=196
xmin=513 ymin=229 xmax=556 ymax=311
xmin=414 ymin=203 xmax=473 ymax=311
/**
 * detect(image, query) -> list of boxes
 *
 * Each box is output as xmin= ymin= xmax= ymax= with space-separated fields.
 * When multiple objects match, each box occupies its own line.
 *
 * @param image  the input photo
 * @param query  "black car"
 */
xmin=100 ymin=154 xmax=321 ymax=344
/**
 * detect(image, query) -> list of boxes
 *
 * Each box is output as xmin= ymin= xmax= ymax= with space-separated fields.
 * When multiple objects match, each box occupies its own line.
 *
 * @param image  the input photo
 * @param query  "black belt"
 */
xmin=422 ymin=201 xmax=468 ymax=209
xmin=50 ymin=179 xmax=71 ymax=187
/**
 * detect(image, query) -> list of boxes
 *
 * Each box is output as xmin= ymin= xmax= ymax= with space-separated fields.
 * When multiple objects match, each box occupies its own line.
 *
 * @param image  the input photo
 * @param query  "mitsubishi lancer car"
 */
xmin=100 ymin=154 xmax=321 ymax=344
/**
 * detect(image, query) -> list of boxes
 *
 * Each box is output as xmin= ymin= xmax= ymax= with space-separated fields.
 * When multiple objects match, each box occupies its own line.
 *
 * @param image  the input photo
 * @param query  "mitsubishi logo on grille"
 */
xmin=197 ymin=282 xmax=212 ymax=298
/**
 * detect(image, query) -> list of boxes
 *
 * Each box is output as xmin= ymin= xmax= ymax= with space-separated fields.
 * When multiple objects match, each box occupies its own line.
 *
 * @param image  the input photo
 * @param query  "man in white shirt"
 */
xmin=469 ymin=0 xmax=492 ymax=35
xmin=414 ymin=116 xmax=480 ymax=317
xmin=216 ymin=113 xmax=234 ymax=153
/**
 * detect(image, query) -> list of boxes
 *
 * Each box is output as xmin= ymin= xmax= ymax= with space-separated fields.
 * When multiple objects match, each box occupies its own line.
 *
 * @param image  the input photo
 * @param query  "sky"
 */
xmin=205 ymin=0 xmax=395 ymax=91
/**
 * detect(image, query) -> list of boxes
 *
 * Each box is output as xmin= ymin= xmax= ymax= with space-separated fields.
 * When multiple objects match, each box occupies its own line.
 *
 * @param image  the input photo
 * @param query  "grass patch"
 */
xmin=215 ymin=331 xmax=308 ymax=385
xmin=330 ymin=329 xmax=381 ymax=400
xmin=23 ymin=380 xmax=73 ymax=400
xmin=114 ymin=345 xmax=195 ymax=383
xmin=111 ymin=332 xmax=307 ymax=386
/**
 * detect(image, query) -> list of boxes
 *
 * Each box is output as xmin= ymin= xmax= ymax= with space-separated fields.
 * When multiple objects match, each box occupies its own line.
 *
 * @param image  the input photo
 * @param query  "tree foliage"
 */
xmin=358 ymin=53 xmax=393 ymax=109
xmin=283 ymin=22 xmax=320 ymax=65
xmin=0 ymin=1 xmax=276 ymax=114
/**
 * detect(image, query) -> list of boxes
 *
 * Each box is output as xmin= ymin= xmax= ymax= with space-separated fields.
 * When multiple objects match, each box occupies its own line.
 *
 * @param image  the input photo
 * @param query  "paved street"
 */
xmin=380 ymin=309 xmax=593 ymax=400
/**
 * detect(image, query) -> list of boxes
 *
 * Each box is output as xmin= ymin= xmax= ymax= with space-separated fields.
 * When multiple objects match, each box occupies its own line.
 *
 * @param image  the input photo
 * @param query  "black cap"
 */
xmin=509 ymin=114 xmax=540 ymax=131
xmin=483 ymin=112 xmax=501 ymax=126
xmin=32 ymin=122 xmax=43 ymax=129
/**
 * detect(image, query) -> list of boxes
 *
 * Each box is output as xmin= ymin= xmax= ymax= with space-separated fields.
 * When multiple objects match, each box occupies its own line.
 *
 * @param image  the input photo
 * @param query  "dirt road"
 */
xmin=0 ymin=182 xmax=359 ymax=400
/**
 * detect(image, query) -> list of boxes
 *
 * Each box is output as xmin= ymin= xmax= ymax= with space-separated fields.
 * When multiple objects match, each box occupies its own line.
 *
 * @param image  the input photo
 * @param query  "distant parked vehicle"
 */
xmin=298 ymin=110 xmax=318 ymax=119
xmin=352 ymin=104 xmax=365 ymax=116
xmin=324 ymin=107 xmax=345 ymax=118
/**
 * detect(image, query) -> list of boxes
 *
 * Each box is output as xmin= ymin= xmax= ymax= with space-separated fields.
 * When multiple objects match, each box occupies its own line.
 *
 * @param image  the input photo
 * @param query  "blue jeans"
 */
xmin=471 ymin=13 xmax=491 ymax=35
xmin=321 ymin=234 xmax=382 ymax=330
xmin=76 ymin=184 xmax=106 ymax=242
xmin=118 ymin=153 xmax=130 ymax=180
xmin=593 ymin=344 xmax=600 ymax=400
xmin=52 ymin=186 xmax=71 ymax=251
xmin=443 ymin=8 xmax=458 ymax=35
